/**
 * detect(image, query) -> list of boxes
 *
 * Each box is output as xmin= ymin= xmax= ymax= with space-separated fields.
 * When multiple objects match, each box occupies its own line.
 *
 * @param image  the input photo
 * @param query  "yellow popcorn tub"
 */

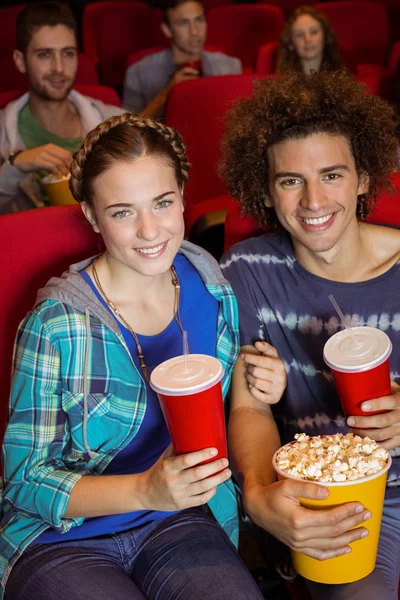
xmin=273 ymin=443 xmax=391 ymax=584
xmin=42 ymin=173 xmax=76 ymax=206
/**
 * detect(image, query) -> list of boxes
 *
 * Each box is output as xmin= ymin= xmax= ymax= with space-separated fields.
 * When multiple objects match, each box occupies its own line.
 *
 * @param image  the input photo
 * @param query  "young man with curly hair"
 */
xmin=220 ymin=71 xmax=400 ymax=600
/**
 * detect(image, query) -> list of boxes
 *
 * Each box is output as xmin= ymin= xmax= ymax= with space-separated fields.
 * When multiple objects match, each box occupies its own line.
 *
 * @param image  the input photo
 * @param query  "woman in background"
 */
xmin=277 ymin=5 xmax=347 ymax=76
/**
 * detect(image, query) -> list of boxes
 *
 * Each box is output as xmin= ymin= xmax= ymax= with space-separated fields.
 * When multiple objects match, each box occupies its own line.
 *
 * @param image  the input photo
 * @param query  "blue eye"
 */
xmin=156 ymin=199 xmax=173 ymax=209
xmin=112 ymin=210 xmax=130 ymax=219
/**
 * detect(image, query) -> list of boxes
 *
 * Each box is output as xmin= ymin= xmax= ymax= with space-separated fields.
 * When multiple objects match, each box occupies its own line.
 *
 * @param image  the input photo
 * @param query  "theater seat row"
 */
xmin=1 ymin=1 xmax=399 ymax=89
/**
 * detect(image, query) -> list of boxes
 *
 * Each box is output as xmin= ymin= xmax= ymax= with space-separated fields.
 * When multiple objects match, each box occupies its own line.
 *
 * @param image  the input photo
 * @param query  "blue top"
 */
xmin=221 ymin=232 xmax=400 ymax=493
xmin=36 ymin=253 xmax=219 ymax=542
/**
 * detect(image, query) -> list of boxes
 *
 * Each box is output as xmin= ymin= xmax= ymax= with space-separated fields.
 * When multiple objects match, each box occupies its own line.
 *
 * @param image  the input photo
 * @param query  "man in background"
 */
xmin=122 ymin=0 xmax=242 ymax=118
xmin=0 ymin=1 xmax=123 ymax=214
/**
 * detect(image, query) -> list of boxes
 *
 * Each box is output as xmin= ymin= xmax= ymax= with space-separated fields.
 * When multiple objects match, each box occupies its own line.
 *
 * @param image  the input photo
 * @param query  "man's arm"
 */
xmin=123 ymin=62 xmax=199 ymax=118
xmin=230 ymin=344 xmax=281 ymax=495
xmin=229 ymin=345 xmax=372 ymax=560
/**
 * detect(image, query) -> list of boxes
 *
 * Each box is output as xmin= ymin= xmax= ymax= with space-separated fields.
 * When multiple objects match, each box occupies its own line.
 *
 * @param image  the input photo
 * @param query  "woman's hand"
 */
xmin=138 ymin=445 xmax=231 ymax=511
xmin=241 ymin=341 xmax=287 ymax=404
xmin=347 ymin=381 xmax=400 ymax=450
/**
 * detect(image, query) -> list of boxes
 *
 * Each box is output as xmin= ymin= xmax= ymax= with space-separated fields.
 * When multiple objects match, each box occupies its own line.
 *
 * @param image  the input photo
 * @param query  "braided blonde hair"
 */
xmin=69 ymin=112 xmax=191 ymax=204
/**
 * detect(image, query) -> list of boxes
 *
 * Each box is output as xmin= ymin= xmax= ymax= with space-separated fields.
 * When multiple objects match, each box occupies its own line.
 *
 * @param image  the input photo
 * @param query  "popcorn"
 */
xmin=275 ymin=433 xmax=389 ymax=483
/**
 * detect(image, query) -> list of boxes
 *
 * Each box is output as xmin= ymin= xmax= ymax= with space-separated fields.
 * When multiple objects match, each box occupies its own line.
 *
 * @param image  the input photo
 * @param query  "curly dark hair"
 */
xmin=220 ymin=71 xmax=399 ymax=229
xmin=276 ymin=6 xmax=344 ymax=75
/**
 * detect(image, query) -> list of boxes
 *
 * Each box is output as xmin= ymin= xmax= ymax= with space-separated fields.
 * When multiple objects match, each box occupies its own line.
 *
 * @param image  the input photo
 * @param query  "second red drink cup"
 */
xmin=323 ymin=326 xmax=392 ymax=417
xmin=150 ymin=354 xmax=227 ymax=461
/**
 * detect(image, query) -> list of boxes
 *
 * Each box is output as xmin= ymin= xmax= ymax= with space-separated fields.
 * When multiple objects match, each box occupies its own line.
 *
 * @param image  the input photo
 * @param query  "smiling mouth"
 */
xmin=48 ymin=78 xmax=67 ymax=85
xmin=299 ymin=213 xmax=333 ymax=225
xmin=135 ymin=242 xmax=167 ymax=256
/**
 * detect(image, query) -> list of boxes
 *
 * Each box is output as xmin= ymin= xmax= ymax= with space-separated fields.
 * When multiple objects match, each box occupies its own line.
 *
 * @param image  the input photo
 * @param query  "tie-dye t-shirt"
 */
xmin=221 ymin=231 xmax=400 ymax=492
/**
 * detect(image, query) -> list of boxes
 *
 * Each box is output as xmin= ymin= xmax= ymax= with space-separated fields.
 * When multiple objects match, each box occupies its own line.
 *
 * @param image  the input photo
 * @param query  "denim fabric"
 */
xmin=5 ymin=509 xmax=263 ymax=600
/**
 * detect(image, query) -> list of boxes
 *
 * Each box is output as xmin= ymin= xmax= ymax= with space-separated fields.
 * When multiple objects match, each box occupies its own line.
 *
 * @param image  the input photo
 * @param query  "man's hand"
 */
xmin=241 ymin=341 xmax=287 ymax=404
xmin=13 ymin=144 xmax=73 ymax=177
xmin=245 ymin=479 xmax=371 ymax=561
xmin=347 ymin=381 xmax=400 ymax=450
xmin=168 ymin=66 xmax=199 ymax=90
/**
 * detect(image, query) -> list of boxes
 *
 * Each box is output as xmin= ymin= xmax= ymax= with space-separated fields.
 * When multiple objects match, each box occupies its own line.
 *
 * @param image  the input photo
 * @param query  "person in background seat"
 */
xmin=276 ymin=5 xmax=348 ymax=76
xmin=0 ymin=1 xmax=123 ymax=214
xmin=122 ymin=0 xmax=242 ymax=118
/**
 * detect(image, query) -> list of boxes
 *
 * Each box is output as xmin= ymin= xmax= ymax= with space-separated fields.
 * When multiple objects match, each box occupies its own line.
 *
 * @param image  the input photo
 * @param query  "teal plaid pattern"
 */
xmin=0 ymin=280 xmax=240 ymax=595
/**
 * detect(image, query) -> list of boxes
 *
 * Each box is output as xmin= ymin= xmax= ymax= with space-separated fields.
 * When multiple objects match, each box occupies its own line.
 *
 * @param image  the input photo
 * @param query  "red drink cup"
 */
xmin=179 ymin=59 xmax=203 ymax=74
xmin=323 ymin=326 xmax=392 ymax=417
xmin=150 ymin=354 xmax=227 ymax=461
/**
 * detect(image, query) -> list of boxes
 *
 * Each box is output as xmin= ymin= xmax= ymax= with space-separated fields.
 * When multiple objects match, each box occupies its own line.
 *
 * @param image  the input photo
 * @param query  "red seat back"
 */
xmin=0 ymin=4 xmax=26 ymax=59
xmin=388 ymin=40 xmax=400 ymax=69
xmin=166 ymin=74 xmax=259 ymax=213
xmin=315 ymin=1 xmax=390 ymax=66
xmin=206 ymin=5 xmax=284 ymax=70
xmin=0 ymin=84 xmax=121 ymax=110
xmin=0 ymin=53 xmax=99 ymax=94
xmin=0 ymin=205 xmax=102 ymax=447
xmin=257 ymin=0 xmax=305 ymax=18
xmin=82 ymin=1 xmax=166 ymax=88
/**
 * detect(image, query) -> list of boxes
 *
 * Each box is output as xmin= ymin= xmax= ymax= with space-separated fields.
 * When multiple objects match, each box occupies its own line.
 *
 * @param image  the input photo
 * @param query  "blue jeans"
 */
xmin=5 ymin=508 xmax=263 ymax=600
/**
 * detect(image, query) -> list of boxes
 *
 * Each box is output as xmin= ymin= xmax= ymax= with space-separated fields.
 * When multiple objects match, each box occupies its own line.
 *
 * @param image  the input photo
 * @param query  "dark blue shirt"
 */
xmin=36 ymin=253 xmax=218 ymax=542
xmin=221 ymin=232 xmax=400 ymax=492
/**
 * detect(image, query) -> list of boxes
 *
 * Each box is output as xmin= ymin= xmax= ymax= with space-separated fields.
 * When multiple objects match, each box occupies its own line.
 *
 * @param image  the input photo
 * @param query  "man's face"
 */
xmin=163 ymin=1 xmax=207 ymax=58
xmin=14 ymin=24 xmax=78 ymax=101
xmin=266 ymin=133 xmax=368 ymax=259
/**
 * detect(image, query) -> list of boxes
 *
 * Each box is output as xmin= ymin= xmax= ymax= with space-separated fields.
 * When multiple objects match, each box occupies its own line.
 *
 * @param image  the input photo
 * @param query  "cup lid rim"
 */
xmin=150 ymin=353 xmax=223 ymax=396
xmin=42 ymin=173 xmax=71 ymax=184
xmin=323 ymin=327 xmax=392 ymax=373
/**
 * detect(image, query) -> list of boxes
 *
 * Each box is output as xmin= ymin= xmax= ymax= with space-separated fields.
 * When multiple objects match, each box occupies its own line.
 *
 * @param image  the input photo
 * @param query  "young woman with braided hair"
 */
xmin=1 ymin=113 xmax=267 ymax=600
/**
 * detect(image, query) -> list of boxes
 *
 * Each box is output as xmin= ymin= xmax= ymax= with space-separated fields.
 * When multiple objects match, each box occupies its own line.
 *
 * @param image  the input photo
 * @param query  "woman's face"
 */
xmin=291 ymin=14 xmax=325 ymax=62
xmin=82 ymin=155 xmax=185 ymax=280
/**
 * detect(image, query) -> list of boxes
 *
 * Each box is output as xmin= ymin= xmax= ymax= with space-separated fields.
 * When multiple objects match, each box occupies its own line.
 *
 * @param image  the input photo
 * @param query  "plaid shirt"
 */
xmin=0 ymin=242 xmax=240 ymax=594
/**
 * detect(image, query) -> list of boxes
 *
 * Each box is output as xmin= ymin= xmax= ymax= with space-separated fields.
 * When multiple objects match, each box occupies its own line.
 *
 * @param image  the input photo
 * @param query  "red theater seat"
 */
xmin=0 ymin=205 xmax=102 ymax=449
xmin=257 ymin=0 xmax=306 ymax=18
xmin=82 ymin=1 xmax=166 ymax=88
xmin=166 ymin=74 xmax=261 ymax=234
xmin=315 ymin=1 xmax=390 ymax=67
xmin=0 ymin=4 xmax=26 ymax=59
xmin=206 ymin=5 xmax=284 ymax=71
xmin=388 ymin=41 xmax=400 ymax=69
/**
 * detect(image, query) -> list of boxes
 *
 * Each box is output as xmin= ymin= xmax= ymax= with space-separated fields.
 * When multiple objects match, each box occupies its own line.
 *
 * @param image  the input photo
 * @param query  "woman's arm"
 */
xmin=4 ymin=307 xmax=231 ymax=524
